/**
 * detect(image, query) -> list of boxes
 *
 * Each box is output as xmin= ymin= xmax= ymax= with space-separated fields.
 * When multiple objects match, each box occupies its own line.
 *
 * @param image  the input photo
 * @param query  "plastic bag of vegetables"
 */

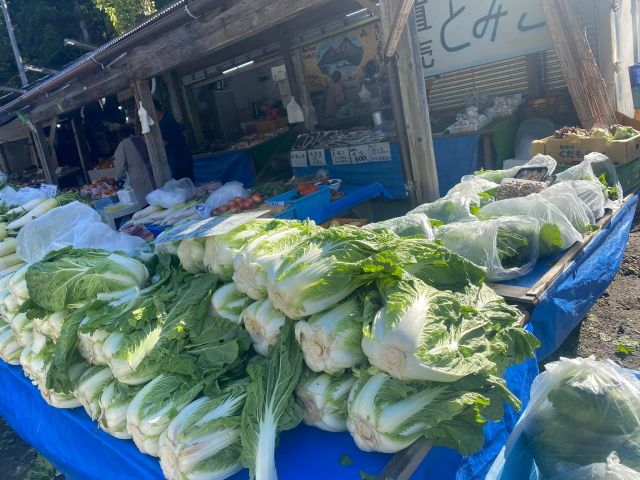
xmin=548 ymin=452 xmax=640 ymax=480
xmin=538 ymin=183 xmax=595 ymax=234
xmin=471 ymin=154 xmax=557 ymax=184
xmin=517 ymin=357 xmax=640 ymax=478
xmin=556 ymin=152 xmax=623 ymax=204
xmin=363 ymin=213 xmax=435 ymax=240
xmin=477 ymin=195 xmax=582 ymax=257
xmin=409 ymin=194 xmax=478 ymax=225
xmin=553 ymin=180 xmax=606 ymax=220
xmin=436 ymin=216 xmax=541 ymax=282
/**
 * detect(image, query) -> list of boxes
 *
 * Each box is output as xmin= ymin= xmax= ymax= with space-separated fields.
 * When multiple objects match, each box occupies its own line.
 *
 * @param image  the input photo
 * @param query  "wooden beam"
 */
xmin=284 ymin=41 xmax=317 ymax=130
xmin=380 ymin=1 xmax=439 ymax=204
xmin=47 ymin=116 xmax=59 ymax=169
xmin=31 ymin=125 xmax=56 ymax=184
xmin=384 ymin=0 xmax=414 ymax=59
xmin=354 ymin=0 xmax=379 ymax=16
xmin=525 ymin=52 xmax=544 ymax=99
xmin=0 ymin=145 xmax=10 ymax=175
xmin=25 ymin=0 xmax=334 ymax=123
xmin=540 ymin=0 xmax=616 ymax=127
xmin=131 ymin=80 xmax=172 ymax=187
xmin=378 ymin=438 xmax=432 ymax=480
xmin=70 ymin=117 xmax=91 ymax=184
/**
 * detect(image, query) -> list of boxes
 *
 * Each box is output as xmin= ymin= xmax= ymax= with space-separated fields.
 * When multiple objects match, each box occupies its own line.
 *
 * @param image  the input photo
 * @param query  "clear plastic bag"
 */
xmin=539 ymin=183 xmax=595 ymax=234
xmin=477 ymin=195 xmax=582 ymax=257
xmin=554 ymin=180 xmax=607 ymax=221
xmin=470 ymin=154 xmax=558 ymax=183
xmin=556 ymin=153 xmax=623 ymax=207
xmin=519 ymin=357 xmax=640 ymax=478
xmin=204 ymin=181 xmax=249 ymax=211
xmin=549 ymin=453 xmax=640 ymax=480
xmin=409 ymin=194 xmax=478 ymax=225
xmin=436 ymin=216 xmax=540 ymax=281
xmin=364 ymin=213 xmax=435 ymax=240
xmin=446 ymin=177 xmax=499 ymax=198
xmin=0 ymin=186 xmax=46 ymax=206
xmin=16 ymin=202 xmax=150 ymax=263
xmin=145 ymin=178 xmax=195 ymax=209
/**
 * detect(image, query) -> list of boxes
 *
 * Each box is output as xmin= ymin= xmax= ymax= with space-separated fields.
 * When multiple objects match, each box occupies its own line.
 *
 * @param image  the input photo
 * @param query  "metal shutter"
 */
xmin=427 ymin=57 xmax=529 ymax=112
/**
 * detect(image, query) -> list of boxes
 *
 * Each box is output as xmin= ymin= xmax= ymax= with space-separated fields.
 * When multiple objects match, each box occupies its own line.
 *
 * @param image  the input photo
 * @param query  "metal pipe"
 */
xmin=0 ymin=0 xmax=28 ymax=87
xmin=1 ymin=0 xmax=224 ymax=113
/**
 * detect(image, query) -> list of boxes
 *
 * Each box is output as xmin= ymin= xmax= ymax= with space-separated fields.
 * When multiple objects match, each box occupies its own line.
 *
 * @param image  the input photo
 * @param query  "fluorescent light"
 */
xmin=346 ymin=7 xmax=367 ymax=16
xmin=222 ymin=60 xmax=255 ymax=76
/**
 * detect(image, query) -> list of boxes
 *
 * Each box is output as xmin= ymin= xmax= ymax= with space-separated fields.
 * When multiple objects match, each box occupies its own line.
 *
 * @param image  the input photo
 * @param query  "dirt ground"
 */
xmin=0 ymin=204 xmax=638 ymax=479
xmin=551 ymin=205 xmax=640 ymax=370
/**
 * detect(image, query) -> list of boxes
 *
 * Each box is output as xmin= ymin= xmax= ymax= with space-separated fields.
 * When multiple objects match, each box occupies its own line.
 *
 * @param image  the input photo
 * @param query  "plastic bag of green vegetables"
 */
xmin=409 ymin=194 xmax=479 ymax=225
xmin=470 ymin=154 xmax=557 ymax=183
xmin=516 ymin=357 xmax=640 ymax=478
xmin=436 ymin=216 xmax=541 ymax=282
xmin=556 ymin=153 xmax=623 ymax=203
xmin=363 ymin=213 xmax=435 ymax=240
xmin=553 ymin=180 xmax=606 ymax=220
xmin=477 ymin=196 xmax=582 ymax=257
xmin=538 ymin=183 xmax=596 ymax=234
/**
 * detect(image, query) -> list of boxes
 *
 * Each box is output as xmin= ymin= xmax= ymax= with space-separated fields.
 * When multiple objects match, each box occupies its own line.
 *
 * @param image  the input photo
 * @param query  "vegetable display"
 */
xmin=0 ymin=188 xmax=546 ymax=480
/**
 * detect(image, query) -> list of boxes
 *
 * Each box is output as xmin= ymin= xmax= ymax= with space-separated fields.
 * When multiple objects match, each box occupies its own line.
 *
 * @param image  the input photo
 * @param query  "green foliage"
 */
xmin=92 ymin=0 xmax=155 ymax=33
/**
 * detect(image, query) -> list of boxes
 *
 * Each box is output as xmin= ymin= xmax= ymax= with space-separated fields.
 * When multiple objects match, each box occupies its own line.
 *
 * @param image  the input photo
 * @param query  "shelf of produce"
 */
xmin=489 ymin=193 xmax=638 ymax=360
xmin=0 ymin=354 xmax=538 ymax=480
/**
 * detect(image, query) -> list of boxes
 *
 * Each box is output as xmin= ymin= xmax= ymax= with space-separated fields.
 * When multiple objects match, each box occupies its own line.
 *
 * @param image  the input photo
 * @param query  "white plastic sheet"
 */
xmin=16 ymin=202 xmax=150 ymax=263
xmin=204 ymin=181 xmax=249 ymax=211
xmin=0 ymin=187 xmax=46 ymax=207
xmin=146 ymin=178 xmax=195 ymax=209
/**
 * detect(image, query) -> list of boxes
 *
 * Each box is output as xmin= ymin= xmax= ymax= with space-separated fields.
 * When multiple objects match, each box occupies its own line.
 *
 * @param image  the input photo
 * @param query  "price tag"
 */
xmin=349 ymin=145 xmax=371 ymax=164
xmin=368 ymin=143 xmax=392 ymax=162
xmin=193 ymin=203 xmax=211 ymax=219
xmin=290 ymin=151 xmax=308 ymax=168
xmin=307 ymin=149 xmax=326 ymax=167
xmin=330 ymin=147 xmax=351 ymax=165
xmin=40 ymin=184 xmax=58 ymax=199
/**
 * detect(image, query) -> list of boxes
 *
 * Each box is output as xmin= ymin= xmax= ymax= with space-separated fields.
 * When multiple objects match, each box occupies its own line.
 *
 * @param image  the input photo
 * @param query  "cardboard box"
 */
xmin=531 ymin=135 xmax=640 ymax=166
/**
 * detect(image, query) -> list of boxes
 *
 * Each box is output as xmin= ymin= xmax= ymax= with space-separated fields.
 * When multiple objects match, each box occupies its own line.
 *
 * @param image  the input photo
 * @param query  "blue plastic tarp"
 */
xmin=0 ymin=351 xmax=537 ymax=480
xmin=307 ymin=183 xmax=390 ymax=224
xmin=193 ymin=150 xmax=256 ymax=188
xmin=433 ymin=135 xmax=481 ymax=197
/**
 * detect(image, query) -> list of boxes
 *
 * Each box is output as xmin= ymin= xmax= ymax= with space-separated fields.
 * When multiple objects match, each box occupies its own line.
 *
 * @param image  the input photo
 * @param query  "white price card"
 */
xmin=307 ymin=149 xmax=326 ymax=167
xmin=330 ymin=147 xmax=351 ymax=165
xmin=349 ymin=145 xmax=371 ymax=164
xmin=40 ymin=184 xmax=58 ymax=198
xmin=368 ymin=143 xmax=392 ymax=162
xmin=290 ymin=151 xmax=308 ymax=168
xmin=193 ymin=203 xmax=211 ymax=219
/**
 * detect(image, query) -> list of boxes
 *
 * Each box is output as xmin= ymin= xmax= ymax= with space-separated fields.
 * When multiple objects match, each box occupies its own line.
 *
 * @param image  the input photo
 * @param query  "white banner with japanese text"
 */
xmin=415 ymin=0 xmax=554 ymax=76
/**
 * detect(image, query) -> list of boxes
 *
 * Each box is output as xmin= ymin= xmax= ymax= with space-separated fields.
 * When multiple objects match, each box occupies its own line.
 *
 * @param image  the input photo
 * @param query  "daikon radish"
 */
xmin=5 ymin=198 xmax=47 ymax=217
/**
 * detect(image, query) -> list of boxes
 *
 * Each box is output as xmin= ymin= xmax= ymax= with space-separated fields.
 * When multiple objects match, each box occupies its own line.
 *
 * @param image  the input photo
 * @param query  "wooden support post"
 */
xmin=47 ymin=116 xmax=59 ymax=169
xmin=31 ymin=125 xmax=56 ymax=184
xmin=0 ymin=145 xmax=10 ymax=174
xmin=131 ymin=79 xmax=171 ymax=186
xmin=180 ymin=81 xmax=206 ymax=149
xmin=70 ymin=117 xmax=91 ymax=184
xmin=290 ymin=47 xmax=317 ymax=131
xmin=380 ymin=1 xmax=439 ymax=204
xmin=162 ymin=71 xmax=185 ymax=124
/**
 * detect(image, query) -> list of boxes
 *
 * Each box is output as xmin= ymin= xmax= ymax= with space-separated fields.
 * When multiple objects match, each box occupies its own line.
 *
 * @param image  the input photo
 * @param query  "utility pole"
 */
xmin=1 ymin=0 xmax=28 ymax=87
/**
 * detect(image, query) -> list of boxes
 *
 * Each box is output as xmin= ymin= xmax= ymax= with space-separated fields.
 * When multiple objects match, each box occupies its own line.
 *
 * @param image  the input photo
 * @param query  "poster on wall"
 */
xmin=416 ymin=0 xmax=554 ymax=77
xmin=300 ymin=21 xmax=384 ymax=93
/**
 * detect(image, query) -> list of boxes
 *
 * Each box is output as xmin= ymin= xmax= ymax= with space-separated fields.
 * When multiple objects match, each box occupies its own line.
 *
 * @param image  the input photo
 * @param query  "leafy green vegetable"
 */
xmin=496 ymin=225 xmax=532 ymax=269
xmin=159 ymin=381 xmax=248 ymax=480
xmin=241 ymin=299 xmax=287 ymax=357
xmin=240 ymin=322 xmax=304 ymax=480
xmin=599 ymin=173 xmax=620 ymax=200
xmin=339 ymin=454 xmax=353 ymax=467
xmin=295 ymin=369 xmax=356 ymax=432
xmin=26 ymin=247 xmax=149 ymax=312
xmin=538 ymin=223 xmax=564 ymax=257
xmin=210 ymin=282 xmax=253 ymax=324
xmin=99 ymin=380 xmax=143 ymax=439
xmin=346 ymin=370 xmax=520 ymax=455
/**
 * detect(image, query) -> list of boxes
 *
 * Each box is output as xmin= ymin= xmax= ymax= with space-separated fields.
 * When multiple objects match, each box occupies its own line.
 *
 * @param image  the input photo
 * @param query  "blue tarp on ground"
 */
xmin=193 ymin=150 xmax=256 ymax=188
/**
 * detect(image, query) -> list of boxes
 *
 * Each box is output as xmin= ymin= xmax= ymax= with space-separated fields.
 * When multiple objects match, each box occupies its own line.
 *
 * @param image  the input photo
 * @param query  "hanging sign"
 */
xmin=307 ymin=149 xmax=327 ymax=167
xmin=330 ymin=147 xmax=352 ymax=165
xmin=290 ymin=151 xmax=308 ymax=168
xmin=415 ymin=0 xmax=553 ymax=76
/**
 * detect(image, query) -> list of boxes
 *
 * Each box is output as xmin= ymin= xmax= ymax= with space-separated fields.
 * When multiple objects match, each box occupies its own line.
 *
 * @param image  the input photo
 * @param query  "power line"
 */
xmin=0 ymin=0 xmax=28 ymax=87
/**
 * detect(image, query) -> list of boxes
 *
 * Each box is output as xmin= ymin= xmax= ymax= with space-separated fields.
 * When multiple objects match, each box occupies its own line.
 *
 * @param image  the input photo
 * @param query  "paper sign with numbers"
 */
xmin=368 ymin=143 xmax=392 ymax=162
xmin=290 ymin=151 xmax=308 ymax=168
xmin=349 ymin=145 xmax=371 ymax=164
xmin=40 ymin=184 xmax=58 ymax=199
xmin=330 ymin=147 xmax=351 ymax=165
xmin=307 ymin=149 xmax=327 ymax=167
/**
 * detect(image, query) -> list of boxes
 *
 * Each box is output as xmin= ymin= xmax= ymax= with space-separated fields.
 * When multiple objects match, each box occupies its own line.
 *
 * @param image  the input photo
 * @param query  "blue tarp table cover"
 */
xmin=193 ymin=150 xmax=256 ymax=188
xmin=0 ymin=200 xmax=633 ymax=480
xmin=291 ymin=137 xmax=481 ymax=201
xmin=306 ymin=183 xmax=390 ymax=224
xmin=0 ymin=351 xmax=537 ymax=480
